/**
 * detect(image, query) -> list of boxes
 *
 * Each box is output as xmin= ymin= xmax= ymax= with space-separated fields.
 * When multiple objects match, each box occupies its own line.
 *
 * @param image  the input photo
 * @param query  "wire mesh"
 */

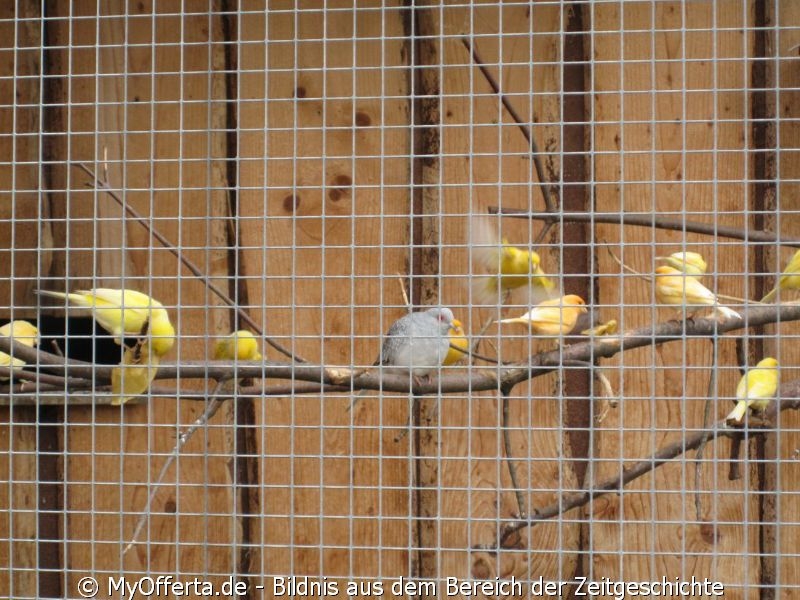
xmin=0 ymin=1 xmax=799 ymax=598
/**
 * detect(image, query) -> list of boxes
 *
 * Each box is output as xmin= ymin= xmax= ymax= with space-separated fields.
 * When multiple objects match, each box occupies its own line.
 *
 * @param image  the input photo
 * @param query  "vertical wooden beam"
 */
xmin=219 ymin=3 xmax=260 ymax=596
xmin=560 ymin=2 xmax=592 ymax=581
xmin=406 ymin=0 xmax=441 ymax=584
xmin=751 ymin=1 xmax=778 ymax=596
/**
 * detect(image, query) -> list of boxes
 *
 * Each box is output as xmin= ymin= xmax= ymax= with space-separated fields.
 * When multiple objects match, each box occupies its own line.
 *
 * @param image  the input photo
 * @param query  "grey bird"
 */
xmin=348 ymin=307 xmax=456 ymax=412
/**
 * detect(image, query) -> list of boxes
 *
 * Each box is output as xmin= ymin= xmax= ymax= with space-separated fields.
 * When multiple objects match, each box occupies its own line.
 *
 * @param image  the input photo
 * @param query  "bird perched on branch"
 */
xmin=726 ymin=357 xmax=778 ymax=424
xmin=348 ymin=307 xmax=456 ymax=412
xmin=443 ymin=318 xmax=469 ymax=366
xmin=471 ymin=219 xmax=555 ymax=305
xmin=654 ymin=266 xmax=740 ymax=320
xmin=656 ymin=251 xmax=707 ymax=278
xmin=498 ymin=295 xmax=587 ymax=336
xmin=36 ymin=288 xmax=175 ymax=357
xmin=581 ymin=318 xmax=618 ymax=337
xmin=0 ymin=320 xmax=39 ymax=380
xmin=376 ymin=307 xmax=456 ymax=377
xmin=761 ymin=249 xmax=800 ymax=303
xmin=214 ymin=330 xmax=262 ymax=361
xmin=111 ymin=338 xmax=160 ymax=405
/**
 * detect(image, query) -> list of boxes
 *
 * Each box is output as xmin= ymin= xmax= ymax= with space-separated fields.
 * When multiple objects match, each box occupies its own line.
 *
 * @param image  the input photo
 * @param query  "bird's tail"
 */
xmin=726 ymin=401 xmax=748 ymax=423
xmin=714 ymin=305 xmax=741 ymax=320
xmin=34 ymin=289 xmax=70 ymax=301
xmin=497 ymin=317 xmax=530 ymax=326
xmin=760 ymin=287 xmax=778 ymax=303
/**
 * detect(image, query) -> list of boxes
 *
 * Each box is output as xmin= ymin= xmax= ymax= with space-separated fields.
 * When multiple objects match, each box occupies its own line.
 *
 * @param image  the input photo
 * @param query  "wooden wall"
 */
xmin=0 ymin=1 xmax=799 ymax=598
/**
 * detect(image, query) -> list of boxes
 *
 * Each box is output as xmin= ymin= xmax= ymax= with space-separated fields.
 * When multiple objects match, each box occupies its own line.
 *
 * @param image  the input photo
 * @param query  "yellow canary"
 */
xmin=654 ymin=266 xmax=740 ymax=320
xmin=443 ymin=318 xmax=469 ymax=366
xmin=0 ymin=320 xmax=39 ymax=380
xmin=36 ymin=288 xmax=175 ymax=357
xmin=111 ymin=340 xmax=160 ymax=405
xmin=471 ymin=220 xmax=555 ymax=304
xmin=214 ymin=330 xmax=262 ymax=361
xmin=761 ymin=249 xmax=800 ymax=303
xmin=581 ymin=319 xmax=618 ymax=336
xmin=656 ymin=252 xmax=707 ymax=277
xmin=498 ymin=294 xmax=587 ymax=335
xmin=726 ymin=357 xmax=779 ymax=423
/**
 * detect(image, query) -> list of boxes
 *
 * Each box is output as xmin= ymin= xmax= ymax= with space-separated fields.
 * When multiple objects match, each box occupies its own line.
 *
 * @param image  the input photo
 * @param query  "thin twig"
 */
xmin=462 ymin=38 xmax=556 ymax=212
xmin=75 ymin=162 xmax=303 ymax=363
xmin=491 ymin=207 xmax=800 ymax=248
xmin=694 ymin=341 xmax=717 ymax=521
xmin=501 ymin=389 xmax=526 ymax=519
xmin=124 ymin=379 xmax=232 ymax=554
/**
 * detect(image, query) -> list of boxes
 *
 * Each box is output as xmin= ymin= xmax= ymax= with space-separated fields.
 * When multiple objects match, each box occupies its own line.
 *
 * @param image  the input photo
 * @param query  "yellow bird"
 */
xmin=0 ymin=320 xmax=39 ymax=380
xmin=726 ymin=357 xmax=779 ymax=423
xmin=761 ymin=249 xmax=800 ymax=303
xmin=443 ymin=318 xmax=469 ymax=366
xmin=36 ymin=288 xmax=175 ymax=357
xmin=111 ymin=339 xmax=160 ymax=405
xmin=214 ymin=330 xmax=262 ymax=361
xmin=654 ymin=266 xmax=740 ymax=320
xmin=498 ymin=294 xmax=587 ymax=336
xmin=471 ymin=220 xmax=555 ymax=304
xmin=656 ymin=251 xmax=707 ymax=278
xmin=581 ymin=319 xmax=618 ymax=336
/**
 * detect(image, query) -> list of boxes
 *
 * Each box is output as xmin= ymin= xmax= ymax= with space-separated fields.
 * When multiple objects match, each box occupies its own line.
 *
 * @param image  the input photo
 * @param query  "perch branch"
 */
xmin=491 ymin=207 xmax=800 ymax=248
xmin=75 ymin=162 xmax=303 ymax=363
xmin=3 ymin=302 xmax=800 ymax=400
xmin=475 ymin=382 xmax=800 ymax=551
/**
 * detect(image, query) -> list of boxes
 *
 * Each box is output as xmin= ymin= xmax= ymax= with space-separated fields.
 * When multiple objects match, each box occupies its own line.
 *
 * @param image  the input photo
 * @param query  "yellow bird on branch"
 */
xmin=443 ymin=318 xmax=469 ymax=366
xmin=36 ymin=288 xmax=175 ymax=357
xmin=498 ymin=295 xmax=587 ymax=336
xmin=761 ymin=249 xmax=800 ymax=303
xmin=726 ymin=357 xmax=778 ymax=424
xmin=656 ymin=251 xmax=707 ymax=278
xmin=0 ymin=320 xmax=40 ymax=380
xmin=654 ymin=266 xmax=740 ymax=320
xmin=214 ymin=330 xmax=263 ymax=361
xmin=111 ymin=339 xmax=160 ymax=405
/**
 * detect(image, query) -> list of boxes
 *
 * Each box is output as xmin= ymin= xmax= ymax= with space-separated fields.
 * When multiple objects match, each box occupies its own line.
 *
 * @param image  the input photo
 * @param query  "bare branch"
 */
xmin=474 ymin=384 xmax=800 ymax=551
xmin=74 ymin=162 xmax=304 ymax=363
xmin=1 ymin=302 xmax=799 ymax=401
xmin=490 ymin=207 xmax=800 ymax=248
xmin=462 ymin=38 xmax=556 ymax=213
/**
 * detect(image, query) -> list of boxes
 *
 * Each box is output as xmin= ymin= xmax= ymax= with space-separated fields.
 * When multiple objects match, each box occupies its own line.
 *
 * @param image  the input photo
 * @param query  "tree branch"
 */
xmin=461 ymin=38 xmax=556 ymax=213
xmin=489 ymin=207 xmax=800 ymax=248
xmin=2 ymin=302 xmax=800 ymax=403
xmin=474 ymin=381 xmax=800 ymax=551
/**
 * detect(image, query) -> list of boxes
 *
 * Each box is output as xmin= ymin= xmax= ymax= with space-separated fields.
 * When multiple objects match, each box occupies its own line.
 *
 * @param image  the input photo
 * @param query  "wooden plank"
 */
xmin=433 ymin=1 xmax=583 ymax=593
xmin=0 ymin=3 xmax=51 ymax=320
xmin=36 ymin=0 xmax=235 ymax=588
xmin=770 ymin=0 xmax=800 ymax=594
xmin=590 ymin=0 xmax=784 ymax=592
xmin=0 ymin=2 xmax=47 ymax=597
xmin=236 ymin=0 xmax=412 ymax=583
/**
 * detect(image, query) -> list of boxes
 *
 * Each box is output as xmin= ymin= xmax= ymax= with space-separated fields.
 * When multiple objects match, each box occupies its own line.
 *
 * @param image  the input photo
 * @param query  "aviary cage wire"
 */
xmin=0 ymin=1 xmax=799 ymax=598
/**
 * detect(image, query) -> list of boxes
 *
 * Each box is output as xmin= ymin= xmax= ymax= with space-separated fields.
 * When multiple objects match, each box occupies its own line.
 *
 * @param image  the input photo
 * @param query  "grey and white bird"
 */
xmin=348 ymin=307 xmax=455 ymax=412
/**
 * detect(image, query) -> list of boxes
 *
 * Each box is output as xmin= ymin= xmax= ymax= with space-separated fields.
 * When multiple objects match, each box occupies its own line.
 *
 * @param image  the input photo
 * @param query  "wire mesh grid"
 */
xmin=1 ymin=1 xmax=799 ymax=598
